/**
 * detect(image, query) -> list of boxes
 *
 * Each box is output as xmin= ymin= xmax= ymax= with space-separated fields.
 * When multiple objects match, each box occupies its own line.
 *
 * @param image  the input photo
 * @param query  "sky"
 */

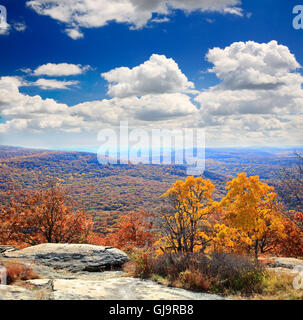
xmin=0 ymin=0 xmax=302 ymax=151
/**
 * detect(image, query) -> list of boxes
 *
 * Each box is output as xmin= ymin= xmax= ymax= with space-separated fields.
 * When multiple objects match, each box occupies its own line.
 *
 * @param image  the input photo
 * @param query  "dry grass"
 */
xmin=177 ymin=269 xmax=210 ymax=292
xmin=2 ymin=260 xmax=41 ymax=285
xmin=124 ymin=250 xmax=265 ymax=296
xmin=232 ymin=270 xmax=303 ymax=300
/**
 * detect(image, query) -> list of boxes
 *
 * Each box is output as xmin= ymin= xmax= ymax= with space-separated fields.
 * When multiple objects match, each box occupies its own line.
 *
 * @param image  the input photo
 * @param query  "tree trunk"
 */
xmin=254 ymin=240 xmax=259 ymax=261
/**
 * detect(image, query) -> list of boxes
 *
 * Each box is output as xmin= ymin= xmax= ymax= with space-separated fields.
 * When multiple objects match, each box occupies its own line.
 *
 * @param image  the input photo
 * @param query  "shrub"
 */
xmin=178 ymin=269 xmax=210 ymax=292
xmin=2 ymin=261 xmax=40 ymax=285
xmin=206 ymin=252 xmax=265 ymax=295
xmin=124 ymin=249 xmax=152 ymax=278
xmin=127 ymin=250 xmax=265 ymax=295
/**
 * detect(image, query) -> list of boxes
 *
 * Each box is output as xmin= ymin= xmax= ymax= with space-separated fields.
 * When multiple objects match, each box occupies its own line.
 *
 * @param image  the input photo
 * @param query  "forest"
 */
xmin=0 ymin=145 xmax=302 ymax=299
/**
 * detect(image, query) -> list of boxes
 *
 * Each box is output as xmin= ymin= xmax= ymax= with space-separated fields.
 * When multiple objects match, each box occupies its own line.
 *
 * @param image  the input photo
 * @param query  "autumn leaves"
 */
xmin=157 ymin=173 xmax=286 ymax=259
xmin=0 ymin=183 xmax=93 ymax=247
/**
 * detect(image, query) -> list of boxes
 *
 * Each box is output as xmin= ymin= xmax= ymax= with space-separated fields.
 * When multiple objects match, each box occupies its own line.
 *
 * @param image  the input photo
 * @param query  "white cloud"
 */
xmin=196 ymin=41 xmax=303 ymax=116
xmin=0 ymin=76 xmax=69 ymax=118
xmin=151 ymin=17 xmax=170 ymax=24
xmin=31 ymin=78 xmax=79 ymax=90
xmin=65 ymin=28 xmax=84 ymax=40
xmin=32 ymin=63 xmax=90 ymax=76
xmin=0 ymin=75 xmax=198 ymax=135
xmin=72 ymin=93 xmax=198 ymax=123
xmin=223 ymin=7 xmax=243 ymax=16
xmin=206 ymin=40 xmax=300 ymax=90
xmin=201 ymin=114 xmax=303 ymax=147
xmin=102 ymin=54 xmax=195 ymax=98
xmin=26 ymin=0 xmax=243 ymax=39
xmin=1 ymin=42 xmax=302 ymax=147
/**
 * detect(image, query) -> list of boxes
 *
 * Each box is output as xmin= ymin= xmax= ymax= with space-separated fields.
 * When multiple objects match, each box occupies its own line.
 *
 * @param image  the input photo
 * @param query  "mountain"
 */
xmin=0 ymin=145 xmax=297 ymax=232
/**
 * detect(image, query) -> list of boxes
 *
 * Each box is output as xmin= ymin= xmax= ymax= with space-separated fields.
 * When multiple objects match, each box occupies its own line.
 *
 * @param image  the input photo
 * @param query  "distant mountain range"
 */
xmin=0 ymin=145 xmax=299 ymax=232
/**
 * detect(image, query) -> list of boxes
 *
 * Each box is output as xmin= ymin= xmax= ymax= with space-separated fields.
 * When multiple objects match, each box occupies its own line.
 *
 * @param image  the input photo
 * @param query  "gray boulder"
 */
xmin=0 ymin=245 xmax=17 ymax=254
xmin=263 ymin=257 xmax=303 ymax=269
xmin=27 ymin=277 xmax=225 ymax=300
xmin=0 ymin=285 xmax=39 ymax=300
xmin=3 ymin=243 xmax=129 ymax=272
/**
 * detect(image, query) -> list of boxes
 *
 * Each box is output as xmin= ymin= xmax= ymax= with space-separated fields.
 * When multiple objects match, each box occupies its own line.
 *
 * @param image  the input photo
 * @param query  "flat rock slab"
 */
xmin=264 ymin=257 xmax=303 ymax=270
xmin=3 ymin=243 xmax=129 ymax=272
xmin=28 ymin=278 xmax=224 ymax=300
xmin=0 ymin=285 xmax=39 ymax=300
xmin=0 ymin=245 xmax=17 ymax=254
xmin=272 ymin=257 xmax=303 ymax=269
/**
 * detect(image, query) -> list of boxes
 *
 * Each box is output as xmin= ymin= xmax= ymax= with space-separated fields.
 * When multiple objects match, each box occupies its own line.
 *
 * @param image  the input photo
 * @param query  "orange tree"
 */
xmin=218 ymin=173 xmax=285 ymax=259
xmin=273 ymin=211 xmax=303 ymax=258
xmin=0 ymin=184 xmax=93 ymax=246
xmin=92 ymin=210 xmax=155 ymax=251
xmin=155 ymin=176 xmax=215 ymax=254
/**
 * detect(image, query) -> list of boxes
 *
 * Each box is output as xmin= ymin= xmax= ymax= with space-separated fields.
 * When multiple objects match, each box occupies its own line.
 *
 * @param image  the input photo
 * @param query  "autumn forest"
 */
xmin=0 ymin=145 xmax=303 ymax=298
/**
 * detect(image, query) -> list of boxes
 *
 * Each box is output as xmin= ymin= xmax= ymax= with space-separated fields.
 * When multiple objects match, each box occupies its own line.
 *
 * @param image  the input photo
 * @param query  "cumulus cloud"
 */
xmin=72 ymin=93 xmax=198 ymax=123
xmin=206 ymin=40 xmax=300 ymax=90
xmin=26 ymin=0 xmax=243 ymax=39
xmin=201 ymin=114 xmax=303 ymax=146
xmin=31 ymin=78 xmax=79 ymax=90
xmin=1 ymin=42 xmax=302 ymax=147
xmin=0 ymin=76 xmax=70 ymax=119
xmin=0 ymin=74 xmax=198 ymax=134
xmin=196 ymin=41 xmax=303 ymax=116
xmin=102 ymin=54 xmax=195 ymax=98
xmin=32 ymin=63 xmax=91 ymax=76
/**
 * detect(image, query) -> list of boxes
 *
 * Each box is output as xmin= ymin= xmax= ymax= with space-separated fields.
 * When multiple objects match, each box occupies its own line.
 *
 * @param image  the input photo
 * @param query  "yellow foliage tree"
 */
xmin=218 ymin=173 xmax=286 ymax=259
xmin=155 ymin=176 xmax=215 ymax=254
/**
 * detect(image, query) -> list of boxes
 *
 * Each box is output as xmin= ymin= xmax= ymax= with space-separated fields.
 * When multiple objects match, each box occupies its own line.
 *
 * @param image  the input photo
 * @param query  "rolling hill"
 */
xmin=0 ymin=145 xmax=299 ymax=232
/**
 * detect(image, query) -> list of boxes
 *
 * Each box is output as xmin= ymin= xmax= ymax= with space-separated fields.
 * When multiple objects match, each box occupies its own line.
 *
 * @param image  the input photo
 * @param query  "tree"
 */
xmin=276 ymin=152 xmax=303 ymax=230
xmin=277 ymin=152 xmax=303 ymax=211
xmin=156 ymin=176 xmax=215 ymax=254
xmin=273 ymin=211 xmax=303 ymax=258
xmin=220 ymin=173 xmax=285 ymax=259
xmin=97 ymin=210 xmax=155 ymax=251
xmin=0 ymin=183 xmax=93 ymax=246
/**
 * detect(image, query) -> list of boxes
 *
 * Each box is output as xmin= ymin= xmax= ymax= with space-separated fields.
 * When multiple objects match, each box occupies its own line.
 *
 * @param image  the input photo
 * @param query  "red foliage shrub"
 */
xmin=178 ymin=269 xmax=210 ymax=291
xmin=0 ymin=184 xmax=93 ymax=246
xmin=98 ymin=210 xmax=155 ymax=251
xmin=273 ymin=212 xmax=303 ymax=258
xmin=3 ymin=261 xmax=40 ymax=285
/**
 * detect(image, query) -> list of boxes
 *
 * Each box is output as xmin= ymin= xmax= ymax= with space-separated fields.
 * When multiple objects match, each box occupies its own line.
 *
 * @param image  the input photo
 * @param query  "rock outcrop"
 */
xmin=0 ymin=243 xmax=226 ymax=300
xmin=0 ymin=245 xmax=17 ymax=254
xmin=259 ymin=256 xmax=303 ymax=276
xmin=268 ymin=257 xmax=303 ymax=269
xmin=3 ymin=243 xmax=129 ymax=272
xmin=27 ymin=277 xmax=224 ymax=300
xmin=0 ymin=275 xmax=224 ymax=300
xmin=0 ymin=285 xmax=38 ymax=300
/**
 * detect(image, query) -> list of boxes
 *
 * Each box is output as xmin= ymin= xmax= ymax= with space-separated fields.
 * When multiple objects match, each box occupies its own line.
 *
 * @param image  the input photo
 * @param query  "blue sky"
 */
xmin=0 ymin=0 xmax=302 ymax=150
